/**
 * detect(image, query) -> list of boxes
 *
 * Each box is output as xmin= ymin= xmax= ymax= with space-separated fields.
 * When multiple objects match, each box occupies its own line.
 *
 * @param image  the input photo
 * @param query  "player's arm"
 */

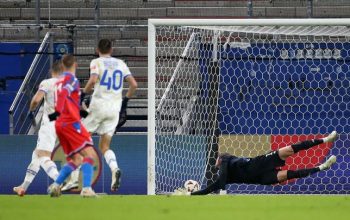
xmin=218 ymin=160 xmax=228 ymax=189
xmin=190 ymin=179 xmax=220 ymax=195
xmin=83 ymin=74 xmax=98 ymax=94
xmin=83 ymin=60 xmax=99 ymax=95
xmin=28 ymin=80 xmax=47 ymax=120
xmin=120 ymin=75 xmax=137 ymax=109
xmin=115 ymin=75 xmax=137 ymax=131
xmin=191 ymin=160 xmax=228 ymax=196
xmin=125 ymin=75 xmax=137 ymax=98
xmin=29 ymin=90 xmax=45 ymax=112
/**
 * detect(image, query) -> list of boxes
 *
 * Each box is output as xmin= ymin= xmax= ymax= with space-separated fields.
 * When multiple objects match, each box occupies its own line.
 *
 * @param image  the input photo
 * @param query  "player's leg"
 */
xmin=61 ymin=165 xmax=80 ymax=192
xmin=14 ymin=121 xmax=58 ymax=196
xmin=36 ymin=149 xmax=59 ymax=181
xmin=276 ymin=155 xmax=337 ymax=182
xmin=48 ymin=122 xmax=79 ymax=197
xmin=278 ymin=131 xmax=338 ymax=160
xmin=48 ymin=155 xmax=79 ymax=197
xmin=13 ymin=151 xmax=40 ymax=196
xmin=78 ymin=146 xmax=98 ymax=197
xmin=35 ymin=119 xmax=59 ymax=181
xmin=61 ymin=111 xmax=100 ymax=191
xmin=99 ymin=133 xmax=121 ymax=191
xmin=97 ymin=111 xmax=122 ymax=191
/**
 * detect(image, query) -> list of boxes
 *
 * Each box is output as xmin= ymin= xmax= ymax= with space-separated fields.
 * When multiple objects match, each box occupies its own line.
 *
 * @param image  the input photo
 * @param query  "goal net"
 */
xmin=148 ymin=19 xmax=350 ymax=194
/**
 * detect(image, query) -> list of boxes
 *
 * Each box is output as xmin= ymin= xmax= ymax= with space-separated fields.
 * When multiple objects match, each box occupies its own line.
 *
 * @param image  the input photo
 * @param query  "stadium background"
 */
xmin=0 ymin=0 xmax=349 ymax=195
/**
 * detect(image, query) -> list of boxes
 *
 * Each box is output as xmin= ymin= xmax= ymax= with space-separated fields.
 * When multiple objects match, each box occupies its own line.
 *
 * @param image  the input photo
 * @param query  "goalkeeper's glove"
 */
xmin=115 ymin=97 xmax=129 ymax=132
xmin=48 ymin=111 xmax=60 ymax=121
xmin=80 ymin=109 xmax=89 ymax=118
xmin=27 ymin=111 xmax=35 ymax=120
xmin=116 ymin=110 xmax=127 ymax=131
xmin=27 ymin=111 xmax=37 ymax=127
xmin=121 ymin=97 xmax=129 ymax=112
xmin=80 ymin=91 xmax=86 ymax=105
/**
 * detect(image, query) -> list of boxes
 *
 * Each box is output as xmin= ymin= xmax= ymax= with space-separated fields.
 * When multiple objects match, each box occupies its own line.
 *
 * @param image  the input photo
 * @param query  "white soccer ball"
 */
xmin=184 ymin=180 xmax=200 ymax=193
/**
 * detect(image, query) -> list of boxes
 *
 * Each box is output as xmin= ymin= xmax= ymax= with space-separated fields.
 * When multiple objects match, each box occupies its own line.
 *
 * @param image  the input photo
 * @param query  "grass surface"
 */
xmin=0 ymin=195 xmax=349 ymax=220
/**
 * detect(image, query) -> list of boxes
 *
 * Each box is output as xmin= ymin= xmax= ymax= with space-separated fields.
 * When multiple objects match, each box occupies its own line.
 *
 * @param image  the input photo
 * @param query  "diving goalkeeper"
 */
xmin=179 ymin=131 xmax=338 ymax=195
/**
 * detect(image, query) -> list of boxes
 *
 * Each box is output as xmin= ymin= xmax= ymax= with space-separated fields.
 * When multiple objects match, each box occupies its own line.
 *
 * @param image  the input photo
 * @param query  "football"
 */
xmin=184 ymin=180 xmax=200 ymax=193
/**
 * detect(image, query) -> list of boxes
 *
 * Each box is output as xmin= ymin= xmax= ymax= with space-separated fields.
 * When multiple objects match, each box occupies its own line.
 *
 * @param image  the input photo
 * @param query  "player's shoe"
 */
xmin=61 ymin=181 xmax=79 ymax=192
xmin=80 ymin=187 xmax=97 ymax=198
xmin=48 ymin=183 xmax=61 ymax=197
xmin=13 ymin=186 xmax=25 ymax=197
xmin=173 ymin=188 xmax=190 ymax=196
xmin=323 ymin=131 xmax=338 ymax=143
xmin=319 ymin=155 xmax=337 ymax=171
xmin=111 ymin=169 xmax=121 ymax=192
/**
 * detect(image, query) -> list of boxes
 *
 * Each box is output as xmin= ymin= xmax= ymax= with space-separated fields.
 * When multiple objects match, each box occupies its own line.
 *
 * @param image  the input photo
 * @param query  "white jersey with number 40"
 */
xmin=89 ymin=56 xmax=132 ymax=110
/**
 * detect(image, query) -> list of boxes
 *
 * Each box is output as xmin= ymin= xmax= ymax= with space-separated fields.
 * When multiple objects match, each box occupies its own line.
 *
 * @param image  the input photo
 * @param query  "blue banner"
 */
xmin=0 ymin=135 xmax=147 ymax=195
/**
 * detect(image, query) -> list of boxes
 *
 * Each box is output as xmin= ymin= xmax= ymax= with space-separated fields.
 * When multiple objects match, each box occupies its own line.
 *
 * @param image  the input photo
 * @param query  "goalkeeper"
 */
xmin=184 ymin=131 xmax=338 ymax=195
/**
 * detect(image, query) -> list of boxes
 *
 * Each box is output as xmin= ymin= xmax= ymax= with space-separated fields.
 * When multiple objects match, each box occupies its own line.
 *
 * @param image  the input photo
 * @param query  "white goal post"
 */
xmin=148 ymin=19 xmax=350 ymax=195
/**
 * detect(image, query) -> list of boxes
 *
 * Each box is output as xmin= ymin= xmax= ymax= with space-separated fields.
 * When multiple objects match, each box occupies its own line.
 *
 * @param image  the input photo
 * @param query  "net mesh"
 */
xmin=154 ymin=24 xmax=350 ymax=194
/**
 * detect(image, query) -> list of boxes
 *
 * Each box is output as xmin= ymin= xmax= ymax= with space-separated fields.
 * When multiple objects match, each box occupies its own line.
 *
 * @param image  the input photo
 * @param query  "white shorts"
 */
xmin=36 ymin=116 xmax=57 ymax=152
xmin=83 ymin=104 xmax=120 ymax=137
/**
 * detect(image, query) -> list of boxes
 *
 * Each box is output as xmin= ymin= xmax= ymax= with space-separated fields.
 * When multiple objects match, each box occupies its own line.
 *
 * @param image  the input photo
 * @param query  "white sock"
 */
xmin=104 ymin=149 xmax=119 ymax=171
xmin=68 ymin=167 xmax=80 ymax=183
xmin=22 ymin=151 xmax=41 ymax=190
xmin=39 ymin=156 xmax=59 ymax=181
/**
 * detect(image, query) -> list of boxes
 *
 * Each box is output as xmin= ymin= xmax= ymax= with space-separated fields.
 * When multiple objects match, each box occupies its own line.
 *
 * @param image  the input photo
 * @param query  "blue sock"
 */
xmin=81 ymin=158 xmax=94 ymax=188
xmin=55 ymin=162 xmax=76 ymax=185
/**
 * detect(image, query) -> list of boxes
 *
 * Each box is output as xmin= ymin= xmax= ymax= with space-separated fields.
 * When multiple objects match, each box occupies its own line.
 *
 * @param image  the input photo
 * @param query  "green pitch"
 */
xmin=0 ymin=195 xmax=349 ymax=220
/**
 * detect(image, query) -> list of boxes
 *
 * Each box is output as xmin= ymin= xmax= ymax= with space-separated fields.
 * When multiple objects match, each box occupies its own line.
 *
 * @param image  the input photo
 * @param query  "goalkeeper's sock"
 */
xmin=81 ymin=157 xmax=94 ymax=188
xmin=287 ymin=167 xmax=320 ymax=180
xmin=291 ymin=139 xmax=323 ymax=153
xmin=55 ymin=162 xmax=77 ymax=185
xmin=22 ymin=151 xmax=41 ymax=191
xmin=321 ymin=131 xmax=338 ymax=143
xmin=39 ymin=156 xmax=59 ymax=181
xmin=104 ymin=149 xmax=119 ymax=171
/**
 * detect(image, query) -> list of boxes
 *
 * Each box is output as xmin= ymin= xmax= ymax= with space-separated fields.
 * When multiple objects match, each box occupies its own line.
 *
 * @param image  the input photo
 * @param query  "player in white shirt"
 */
xmin=62 ymin=39 xmax=137 ymax=192
xmin=13 ymin=61 xmax=62 ymax=196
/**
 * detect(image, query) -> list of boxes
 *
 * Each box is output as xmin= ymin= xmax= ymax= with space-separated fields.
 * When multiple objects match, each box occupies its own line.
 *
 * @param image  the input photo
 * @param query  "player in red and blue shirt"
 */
xmin=47 ymin=54 xmax=97 ymax=197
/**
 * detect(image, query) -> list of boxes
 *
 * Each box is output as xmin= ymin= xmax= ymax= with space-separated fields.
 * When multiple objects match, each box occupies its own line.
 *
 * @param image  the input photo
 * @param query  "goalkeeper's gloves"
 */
xmin=80 ymin=109 xmax=89 ymax=118
xmin=116 ymin=110 xmax=127 ymax=131
xmin=27 ymin=111 xmax=37 ymax=127
xmin=27 ymin=111 xmax=35 ymax=120
xmin=115 ymin=97 xmax=129 ymax=132
xmin=121 ymin=97 xmax=129 ymax=112
xmin=48 ymin=111 xmax=60 ymax=121
xmin=80 ymin=91 xmax=86 ymax=105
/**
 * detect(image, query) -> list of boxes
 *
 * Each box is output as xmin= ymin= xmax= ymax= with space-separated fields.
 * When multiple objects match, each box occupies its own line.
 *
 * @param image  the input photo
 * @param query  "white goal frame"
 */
xmin=147 ymin=18 xmax=350 ymax=195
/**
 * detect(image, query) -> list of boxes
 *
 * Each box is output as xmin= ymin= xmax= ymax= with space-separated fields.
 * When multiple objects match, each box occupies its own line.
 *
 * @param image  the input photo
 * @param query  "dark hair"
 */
xmin=98 ymin=39 xmax=112 ymax=54
xmin=61 ymin=54 xmax=76 ymax=69
xmin=51 ymin=60 xmax=62 ymax=73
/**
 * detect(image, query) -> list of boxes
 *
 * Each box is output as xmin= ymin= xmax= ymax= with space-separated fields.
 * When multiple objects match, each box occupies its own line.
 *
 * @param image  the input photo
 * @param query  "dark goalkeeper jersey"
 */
xmin=191 ymin=154 xmax=253 ymax=195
